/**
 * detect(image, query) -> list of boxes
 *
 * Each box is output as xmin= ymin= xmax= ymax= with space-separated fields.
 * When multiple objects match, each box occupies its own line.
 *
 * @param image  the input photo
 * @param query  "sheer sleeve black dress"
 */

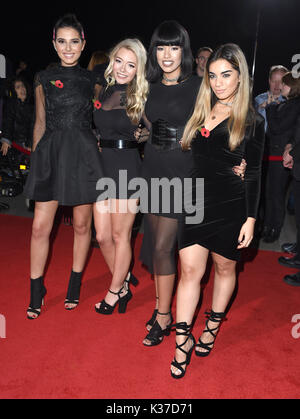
xmin=139 ymin=75 xmax=201 ymax=274
xmin=93 ymin=83 xmax=141 ymax=199
xmin=178 ymin=113 xmax=265 ymax=261
xmin=24 ymin=64 xmax=104 ymax=206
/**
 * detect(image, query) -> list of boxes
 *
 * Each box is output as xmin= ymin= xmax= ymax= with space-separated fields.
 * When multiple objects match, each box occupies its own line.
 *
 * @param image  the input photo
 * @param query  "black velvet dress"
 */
xmin=139 ymin=75 xmax=201 ymax=274
xmin=24 ymin=64 xmax=104 ymax=206
xmin=93 ymin=83 xmax=141 ymax=199
xmin=178 ymin=113 xmax=265 ymax=261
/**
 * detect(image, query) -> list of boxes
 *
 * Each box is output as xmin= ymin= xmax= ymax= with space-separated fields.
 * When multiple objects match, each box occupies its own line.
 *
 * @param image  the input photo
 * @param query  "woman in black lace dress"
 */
xmin=93 ymin=39 xmax=148 ymax=314
xmin=25 ymin=14 xmax=104 ymax=319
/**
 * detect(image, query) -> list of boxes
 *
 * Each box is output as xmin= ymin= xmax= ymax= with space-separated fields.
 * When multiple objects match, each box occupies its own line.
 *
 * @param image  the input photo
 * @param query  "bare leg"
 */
xmin=93 ymin=200 xmax=115 ymax=273
xmin=28 ymin=201 xmax=59 ymax=318
xmin=95 ymin=199 xmax=138 ymax=308
xmin=64 ymin=204 xmax=93 ymax=310
xmin=30 ymin=201 xmax=59 ymax=278
xmin=171 ymin=244 xmax=209 ymax=376
xmin=72 ymin=204 xmax=93 ymax=272
xmin=195 ymin=252 xmax=236 ymax=355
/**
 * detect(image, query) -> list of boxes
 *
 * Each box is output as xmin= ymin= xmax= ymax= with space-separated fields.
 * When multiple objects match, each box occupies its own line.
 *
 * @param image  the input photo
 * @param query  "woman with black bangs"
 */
xmin=139 ymin=21 xmax=245 ymax=347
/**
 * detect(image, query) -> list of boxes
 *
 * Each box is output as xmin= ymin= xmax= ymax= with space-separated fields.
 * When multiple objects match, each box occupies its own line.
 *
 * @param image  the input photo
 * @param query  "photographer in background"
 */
xmin=281 ymin=114 xmax=300 ymax=286
xmin=0 ymin=76 xmax=33 ymax=156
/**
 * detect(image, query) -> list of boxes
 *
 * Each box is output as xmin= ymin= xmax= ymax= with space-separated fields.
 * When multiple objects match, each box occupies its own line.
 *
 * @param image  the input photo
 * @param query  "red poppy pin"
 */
xmin=50 ymin=80 xmax=64 ymax=89
xmin=93 ymin=99 xmax=102 ymax=110
xmin=199 ymin=126 xmax=210 ymax=138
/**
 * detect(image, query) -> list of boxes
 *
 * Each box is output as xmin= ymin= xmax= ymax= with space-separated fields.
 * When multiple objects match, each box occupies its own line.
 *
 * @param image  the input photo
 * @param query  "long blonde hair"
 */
xmin=182 ymin=43 xmax=253 ymax=151
xmin=104 ymin=38 xmax=149 ymax=125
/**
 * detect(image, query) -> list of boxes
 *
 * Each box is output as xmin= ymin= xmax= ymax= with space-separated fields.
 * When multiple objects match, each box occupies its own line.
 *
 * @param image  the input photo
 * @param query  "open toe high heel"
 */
xmin=143 ymin=311 xmax=173 ymax=346
xmin=27 ymin=277 xmax=47 ymax=320
xmin=145 ymin=297 xmax=159 ymax=330
xmin=195 ymin=310 xmax=226 ymax=357
xmin=95 ymin=283 xmax=132 ymax=315
xmin=171 ymin=322 xmax=195 ymax=379
xmin=64 ymin=270 xmax=82 ymax=310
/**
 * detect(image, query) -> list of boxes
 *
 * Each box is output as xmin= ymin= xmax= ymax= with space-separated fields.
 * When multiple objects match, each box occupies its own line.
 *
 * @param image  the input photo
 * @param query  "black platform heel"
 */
xmin=126 ymin=272 xmax=139 ymax=287
xmin=195 ymin=310 xmax=226 ymax=357
xmin=95 ymin=284 xmax=132 ymax=315
xmin=143 ymin=311 xmax=173 ymax=346
xmin=170 ymin=322 xmax=195 ymax=379
xmin=145 ymin=297 xmax=159 ymax=330
xmin=64 ymin=270 xmax=82 ymax=310
xmin=27 ymin=277 xmax=47 ymax=320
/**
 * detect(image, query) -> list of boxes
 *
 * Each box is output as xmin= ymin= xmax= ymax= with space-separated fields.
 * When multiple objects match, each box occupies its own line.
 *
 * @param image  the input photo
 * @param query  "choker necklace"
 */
xmin=217 ymin=99 xmax=234 ymax=107
xmin=163 ymin=75 xmax=179 ymax=83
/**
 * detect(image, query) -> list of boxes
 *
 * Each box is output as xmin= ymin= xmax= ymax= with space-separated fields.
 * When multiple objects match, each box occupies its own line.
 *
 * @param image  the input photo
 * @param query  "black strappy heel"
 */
xmin=195 ymin=310 xmax=226 ymax=357
xmin=145 ymin=297 xmax=159 ymax=330
xmin=126 ymin=273 xmax=139 ymax=287
xmin=171 ymin=322 xmax=195 ymax=379
xmin=143 ymin=311 xmax=173 ymax=346
xmin=27 ymin=277 xmax=47 ymax=320
xmin=95 ymin=284 xmax=132 ymax=315
xmin=64 ymin=271 xmax=82 ymax=310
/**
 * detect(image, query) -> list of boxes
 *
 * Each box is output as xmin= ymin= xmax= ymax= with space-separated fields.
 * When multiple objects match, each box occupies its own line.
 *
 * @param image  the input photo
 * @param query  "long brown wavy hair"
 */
xmin=181 ymin=43 xmax=253 ymax=151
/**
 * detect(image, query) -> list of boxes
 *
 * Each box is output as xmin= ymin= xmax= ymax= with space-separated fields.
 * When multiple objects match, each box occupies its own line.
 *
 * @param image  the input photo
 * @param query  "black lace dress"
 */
xmin=24 ymin=64 xmax=104 ymax=206
xmin=93 ymin=83 xmax=141 ymax=199
xmin=139 ymin=75 xmax=201 ymax=274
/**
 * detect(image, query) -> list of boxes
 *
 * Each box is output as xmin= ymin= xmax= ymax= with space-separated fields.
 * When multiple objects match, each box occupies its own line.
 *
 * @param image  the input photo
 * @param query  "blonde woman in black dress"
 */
xmin=170 ymin=44 xmax=265 ymax=378
xmin=93 ymin=39 xmax=148 ymax=314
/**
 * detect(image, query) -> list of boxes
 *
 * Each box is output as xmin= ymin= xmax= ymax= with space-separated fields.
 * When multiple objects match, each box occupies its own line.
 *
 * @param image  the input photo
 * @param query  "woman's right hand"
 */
xmin=0 ymin=142 xmax=11 ymax=156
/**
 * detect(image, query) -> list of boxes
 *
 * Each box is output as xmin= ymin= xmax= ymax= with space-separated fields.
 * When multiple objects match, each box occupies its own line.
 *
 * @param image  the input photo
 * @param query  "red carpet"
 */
xmin=0 ymin=214 xmax=299 ymax=399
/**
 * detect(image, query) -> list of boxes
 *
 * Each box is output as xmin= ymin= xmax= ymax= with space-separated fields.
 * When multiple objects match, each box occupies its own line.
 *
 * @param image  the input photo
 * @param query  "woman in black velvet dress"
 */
xmin=25 ymin=15 xmax=104 ymax=318
xmin=169 ymin=44 xmax=265 ymax=379
xmin=139 ymin=22 xmax=245 ymax=347
xmin=93 ymin=39 xmax=148 ymax=315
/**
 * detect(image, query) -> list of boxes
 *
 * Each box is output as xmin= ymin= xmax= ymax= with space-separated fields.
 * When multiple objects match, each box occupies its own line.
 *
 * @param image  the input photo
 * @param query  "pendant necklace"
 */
xmin=211 ymin=100 xmax=233 ymax=120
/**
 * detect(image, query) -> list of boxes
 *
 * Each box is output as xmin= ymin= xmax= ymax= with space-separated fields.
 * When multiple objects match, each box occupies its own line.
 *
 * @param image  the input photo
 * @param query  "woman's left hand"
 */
xmin=237 ymin=217 xmax=256 ymax=249
xmin=233 ymin=158 xmax=247 ymax=181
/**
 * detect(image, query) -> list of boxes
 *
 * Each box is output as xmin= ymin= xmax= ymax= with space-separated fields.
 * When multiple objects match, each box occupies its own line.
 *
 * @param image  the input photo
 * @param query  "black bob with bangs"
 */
xmin=146 ymin=20 xmax=194 ymax=83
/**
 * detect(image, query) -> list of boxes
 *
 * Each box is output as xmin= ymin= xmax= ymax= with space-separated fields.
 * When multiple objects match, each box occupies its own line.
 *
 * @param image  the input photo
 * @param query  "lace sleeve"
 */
xmin=32 ymin=73 xmax=46 ymax=151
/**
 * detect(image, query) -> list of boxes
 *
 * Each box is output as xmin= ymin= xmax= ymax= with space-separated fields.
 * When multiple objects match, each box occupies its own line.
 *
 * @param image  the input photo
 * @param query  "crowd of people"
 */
xmin=1 ymin=13 xmax=299 ymax=379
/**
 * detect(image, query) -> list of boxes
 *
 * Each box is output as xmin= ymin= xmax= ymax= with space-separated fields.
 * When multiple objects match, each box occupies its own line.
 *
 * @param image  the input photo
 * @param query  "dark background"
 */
xmin=1 ymin=0 xmax=299 ymax=96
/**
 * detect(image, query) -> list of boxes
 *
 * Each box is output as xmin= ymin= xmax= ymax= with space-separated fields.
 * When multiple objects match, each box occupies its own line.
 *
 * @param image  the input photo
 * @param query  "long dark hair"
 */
xmin=146 ymin=20 xmax=193 ymax=83
xmin=53 ymin=14 xmax=85 ymax=41
xmin=9 ymin=76 xmax=32 ymax=100
xmin=282 ymin=72 xmax=300 ymax=99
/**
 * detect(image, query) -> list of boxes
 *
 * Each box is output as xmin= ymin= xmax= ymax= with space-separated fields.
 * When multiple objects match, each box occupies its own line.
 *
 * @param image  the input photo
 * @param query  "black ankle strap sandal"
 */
xmin=95 ymin=283 xmax=132 ymax=315
xmin=195 ymin=310 xmax=226 ymax=357
xmin=143 ymin=311 xmax=173 ymax=347
xmin=171 ymin=322 xmax=195 ymax=379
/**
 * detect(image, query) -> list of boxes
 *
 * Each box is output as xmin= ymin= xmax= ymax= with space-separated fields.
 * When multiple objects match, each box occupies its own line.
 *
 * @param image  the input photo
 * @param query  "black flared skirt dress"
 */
xmin=24 ymin=64 xmax=104 ymax=206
